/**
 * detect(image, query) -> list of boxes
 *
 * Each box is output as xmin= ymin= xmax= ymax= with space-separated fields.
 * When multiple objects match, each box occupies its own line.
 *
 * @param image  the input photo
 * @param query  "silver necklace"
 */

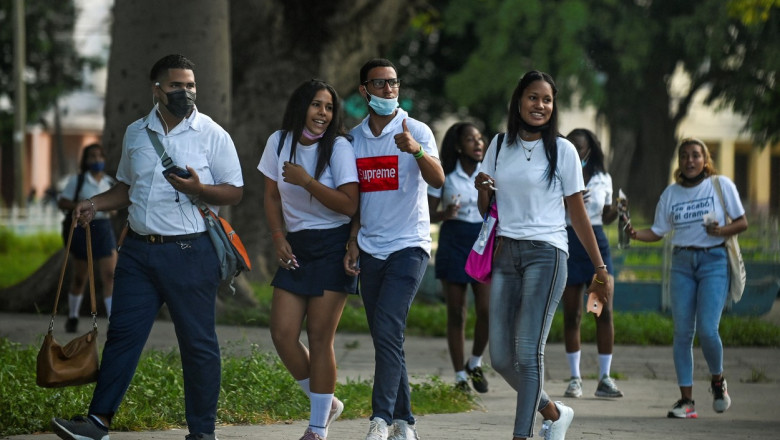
xmin=520 ymin=138 xmax=541 ymax=161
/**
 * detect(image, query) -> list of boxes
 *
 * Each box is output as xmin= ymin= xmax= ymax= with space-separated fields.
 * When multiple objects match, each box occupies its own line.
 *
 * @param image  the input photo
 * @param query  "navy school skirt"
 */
xmin=271 ymin=223 xmax=358 ymax=296
xmin=69 ymin=219 xmax=117 ymax=260
xmin=435 ymin=220 xmax=483 ymax=284
xmin=565 ymin=225 xmax=613 ymax=286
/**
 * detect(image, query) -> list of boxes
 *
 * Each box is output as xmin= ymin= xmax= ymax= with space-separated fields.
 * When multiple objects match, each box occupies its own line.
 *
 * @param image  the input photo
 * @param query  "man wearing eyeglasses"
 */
xmin=344 ymin=58 xmax=444 ymax=440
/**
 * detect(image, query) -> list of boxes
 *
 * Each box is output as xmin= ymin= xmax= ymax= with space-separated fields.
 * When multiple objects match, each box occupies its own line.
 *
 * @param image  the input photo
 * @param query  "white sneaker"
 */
xmin=564 ymin=377 xmax=582 ymax=398
xmin=387 ymin=419 xmax=420 ymax=440
xmin=539 ymin=401 xmax=574 ymax=440
xmin=711 ymin=378 xmax=731 ymax=413
xmin=365 ymin=418 xmax=389 ymax=440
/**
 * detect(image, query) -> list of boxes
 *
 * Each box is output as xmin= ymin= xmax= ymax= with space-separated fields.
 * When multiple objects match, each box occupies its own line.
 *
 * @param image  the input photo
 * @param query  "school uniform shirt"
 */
xmin=481 ymin=134 xmax=584 ymax=254
xmin=116 ymin=105 xmax=244 ymax=236
xmin=258 ymin=131 xmax=358 ymax=232
xmin=427 ymin=161 xmax=483 ymax=224
xmin=351 ymin=108 xmax=439 ymax=259
xmin=565 ymin=171 xmax=613 ymax=226
xmin=60 ymin=172 xmax=116 ymax=220
xmin=650 ymin=175 xmax=745 ymax=248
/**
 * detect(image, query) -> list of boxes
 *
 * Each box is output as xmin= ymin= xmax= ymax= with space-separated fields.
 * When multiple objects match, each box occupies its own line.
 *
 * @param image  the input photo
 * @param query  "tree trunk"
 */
xmin=228 ymin=0 xmax=421 ymax=280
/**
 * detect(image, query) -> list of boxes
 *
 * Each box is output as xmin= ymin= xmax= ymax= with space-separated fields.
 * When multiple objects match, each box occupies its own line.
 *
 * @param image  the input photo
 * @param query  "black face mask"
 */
xmin=164 ymin=89 xmax=196 ymax=118
xmin=519 ymin=118 xmax=549 ymax=133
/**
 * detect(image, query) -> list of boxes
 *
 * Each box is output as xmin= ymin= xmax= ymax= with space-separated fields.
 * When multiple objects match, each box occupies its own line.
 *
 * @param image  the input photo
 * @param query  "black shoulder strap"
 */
xmin=276 ymin=131 xmax=288 ymax=157
xmin=73 ymin=172 xmax=86 ymax=201
xmin=145 ymin=127 xmax=174 ymax=169
xmin=495 ymin=133 xmax=505 ymax=168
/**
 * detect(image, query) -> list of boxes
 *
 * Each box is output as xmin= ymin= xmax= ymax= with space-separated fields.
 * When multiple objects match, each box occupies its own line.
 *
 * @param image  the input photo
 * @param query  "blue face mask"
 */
xmin=89 ymin=161 xmax=105 ymax=173
xmin=365 ymin=92 xmax=398 ymax=116
xmin=581 ymin=158 xmax=588 ymax=168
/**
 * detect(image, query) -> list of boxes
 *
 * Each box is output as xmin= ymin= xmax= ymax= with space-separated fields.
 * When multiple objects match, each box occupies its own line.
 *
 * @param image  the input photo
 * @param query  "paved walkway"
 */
xmin=2 ymin=310 xmax=779 ymax=439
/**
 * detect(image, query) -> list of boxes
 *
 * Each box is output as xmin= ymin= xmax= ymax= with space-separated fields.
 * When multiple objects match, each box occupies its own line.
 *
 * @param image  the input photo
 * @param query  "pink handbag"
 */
xmin=465 ymin=200 xmax=498 ymax=284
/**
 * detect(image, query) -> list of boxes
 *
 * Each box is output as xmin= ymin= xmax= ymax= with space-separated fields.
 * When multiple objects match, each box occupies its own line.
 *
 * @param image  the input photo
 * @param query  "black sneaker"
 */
xmin=465 ymin=363 xmax=489 ymax=393
xmin=65 ymin=317 xmax=79 ymax=333
xmin=51 ymin=415 xmax=109 ymax=440
xmin=185 ymin=433 xmax=217 ymax=440
xmin=455 ymin=380 xmax=471 ymax=392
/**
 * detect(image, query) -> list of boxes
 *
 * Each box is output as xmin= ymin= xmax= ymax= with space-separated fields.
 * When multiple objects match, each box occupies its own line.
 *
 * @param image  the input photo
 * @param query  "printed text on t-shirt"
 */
xmin=671 ymin=196 xmax=714 ymax=225
xmin=357 ymin=155 xmax=399 ymax=192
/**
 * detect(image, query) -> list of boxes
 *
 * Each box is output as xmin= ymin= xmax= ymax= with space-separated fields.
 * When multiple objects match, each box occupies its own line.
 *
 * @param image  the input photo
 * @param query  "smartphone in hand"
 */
xmin=162 ymin=166 xmax=192 ymax=179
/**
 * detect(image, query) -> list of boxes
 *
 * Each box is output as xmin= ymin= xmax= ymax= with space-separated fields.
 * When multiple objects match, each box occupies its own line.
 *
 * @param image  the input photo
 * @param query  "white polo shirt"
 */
xmin=60 ymin=172 xmax=116 ymax=220
xmin=427 ymin=161 xmax=483 ymax=224
xmin=116 ymin=106 xmax=244 ymax=236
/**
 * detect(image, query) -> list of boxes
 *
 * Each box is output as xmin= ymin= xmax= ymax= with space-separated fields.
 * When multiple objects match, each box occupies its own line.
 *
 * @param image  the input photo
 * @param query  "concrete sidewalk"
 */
xmin=2 ymin=311 xmax=779 ymax=439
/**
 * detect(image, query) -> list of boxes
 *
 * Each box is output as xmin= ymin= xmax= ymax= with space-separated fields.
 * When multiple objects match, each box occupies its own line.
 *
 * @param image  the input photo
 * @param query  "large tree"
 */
xmin=392 ymin=0 xmax=780 ymax=216
xmin=0 ymin=0 xmax=99 ymax=206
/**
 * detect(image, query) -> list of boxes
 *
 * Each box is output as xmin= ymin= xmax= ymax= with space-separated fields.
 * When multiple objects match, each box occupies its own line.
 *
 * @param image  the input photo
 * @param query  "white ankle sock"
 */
xmin=599 ymin=353 xmax=613 ymax=378
xmin=309 ymin=392 xmax=332 ymax=437
xmin=566 ymin=351 xmax=581 ymax=378
xmin=467 ymin=355 xmax=482 ymax=370
xmin=455 ymin=370 xmax=468 ymax=382
xmin=104 ymin=297 xmax=112 ymax=318
xmin=68 ymin=293 xmax=83 ymax=319
xmin=297 ymin=378 xmax=312 ymax=398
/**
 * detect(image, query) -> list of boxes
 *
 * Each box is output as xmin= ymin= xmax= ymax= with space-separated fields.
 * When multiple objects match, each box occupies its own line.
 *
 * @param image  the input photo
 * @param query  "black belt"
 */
xmin=675 ymin=243 xmax=725 ymax=251
xmin=127 ymin=228 xmax=204 ymax=244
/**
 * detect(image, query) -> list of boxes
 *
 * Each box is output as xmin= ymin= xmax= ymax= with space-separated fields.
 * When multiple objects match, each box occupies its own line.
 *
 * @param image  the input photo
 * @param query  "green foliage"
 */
xmin=0 ymin=339 xmax=474 ymax=436
xmin=0 ymin=228 xmax=61 ymax=288
xmin=0 ymin=0 xmax=102 ymax=151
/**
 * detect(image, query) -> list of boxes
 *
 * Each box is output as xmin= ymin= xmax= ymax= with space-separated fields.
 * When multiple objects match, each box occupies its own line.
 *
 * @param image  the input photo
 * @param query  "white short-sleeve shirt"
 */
xmin=351 ymin=108 xmax=439 ymax=259
xmin=565 ymin=171 xmax=613 ymax=226
xmin=116 ymin=106 xmax=244 ymax=236
xmin=258 ymin=131 xmax=358 ymax=232
xmin=60 ymin=172 xmax=116 ymax=220
xmin=481 ymin=134 xmax=584 ymax=254
xmin=427 ymin=161 xmax=483 ymax=224
xmin=650 ymin=175 xmax=745 ymax=247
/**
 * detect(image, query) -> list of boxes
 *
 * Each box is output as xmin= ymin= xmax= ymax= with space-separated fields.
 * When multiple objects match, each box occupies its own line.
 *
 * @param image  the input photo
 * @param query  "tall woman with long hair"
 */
xmin=475 ymin=71 xmax=611 ymax=440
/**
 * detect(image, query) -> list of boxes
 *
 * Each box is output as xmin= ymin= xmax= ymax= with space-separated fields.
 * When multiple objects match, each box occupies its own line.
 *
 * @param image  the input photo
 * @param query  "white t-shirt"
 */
xmin=258 ymin=130 xmax=358 ymax=232
xmin=351 ymin=108 xmax=439 ymax=259
xmin=650 ymin=175 xmax=745 ymax=247
xmin=565 ymin=171 xmax=612 ymax=226
xmin=60 ymin=172 xmax=116 ymax=220
xmin=427 ymin=161 xmax=483 ymax=224
xmin=116 ymin=106 xmax=244 ymax=236
xmin=481 ymin=134 xmax=584 ymax=254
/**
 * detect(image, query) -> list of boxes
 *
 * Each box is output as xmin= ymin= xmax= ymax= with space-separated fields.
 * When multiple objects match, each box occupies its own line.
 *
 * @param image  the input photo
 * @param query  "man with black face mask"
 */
xmin=51 ymin=54 xmax=243 ymax=440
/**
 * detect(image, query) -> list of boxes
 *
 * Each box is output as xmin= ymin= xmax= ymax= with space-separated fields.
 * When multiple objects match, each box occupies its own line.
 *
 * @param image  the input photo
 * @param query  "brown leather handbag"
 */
xmin=36 ymin=222 xmax=100 ymax=387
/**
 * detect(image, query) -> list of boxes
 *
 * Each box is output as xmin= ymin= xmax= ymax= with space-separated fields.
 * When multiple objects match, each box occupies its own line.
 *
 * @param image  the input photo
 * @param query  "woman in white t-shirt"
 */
xmin=475 ymin=71 xmax=611 ymax=440
xmin=57 ymin=143 xmax=117 ymax=333
xmin=628 ymin=138 xmax=747 ymax=419
xmin=428 ymin=122 xmax=491 ymax=393
xmin=258 ymin=79 xmax=359 ymax=440
xmin=561 ymin=128 xmax=623 ymax=399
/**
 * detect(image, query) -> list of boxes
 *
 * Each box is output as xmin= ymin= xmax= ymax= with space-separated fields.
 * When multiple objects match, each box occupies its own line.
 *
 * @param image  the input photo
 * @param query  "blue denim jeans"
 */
xmin=359 ymin=247 xmax=429 ymax=425
xmin=670 ymin=246 xmax=729 ymax=387
xmin=488 ymin=238 xmax=567 ymax=438
xmin=89 ymin=234 xmax=221 ymax=435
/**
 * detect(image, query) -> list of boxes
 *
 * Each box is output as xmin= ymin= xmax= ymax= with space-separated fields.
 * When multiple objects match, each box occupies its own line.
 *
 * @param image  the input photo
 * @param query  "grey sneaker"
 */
xmin=365 ymin=418 xmax=389 ymax=440
xmin=710 ymin=378 xmax=731 ymax=413
xmin=388 ymin=419 xmax=420 ymax=440
xmin=595 ymin=375 xmax=624 ymax=398
xmin=539 ymin=402 xmax=574 ymax=440
xmin=185 ymin=434 xmax=217 ymax=440
xmin=667 ymin=398 xmax=697 ymax=419
xmin=51 ymin=416 xmax=109 ymax=440
xmin=564 ymin=377 xmax=582 ymax=398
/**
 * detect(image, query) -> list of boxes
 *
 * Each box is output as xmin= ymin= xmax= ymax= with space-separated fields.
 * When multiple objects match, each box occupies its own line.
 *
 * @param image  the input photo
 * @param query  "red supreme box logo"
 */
xmin=357 ymin=155 xmax=399 ymax=192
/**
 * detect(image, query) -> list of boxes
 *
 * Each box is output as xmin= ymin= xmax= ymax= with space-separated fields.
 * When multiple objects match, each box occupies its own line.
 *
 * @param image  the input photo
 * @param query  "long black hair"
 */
xmin=280 ymin=79 xmax=347 ymax=180
xmin=566 ymin=128 xmax=606 ymax=177
xmin=506 ymin=70 xmax=560 ymax=187
xmin=440 ymin=122 xmax=480 ymax=175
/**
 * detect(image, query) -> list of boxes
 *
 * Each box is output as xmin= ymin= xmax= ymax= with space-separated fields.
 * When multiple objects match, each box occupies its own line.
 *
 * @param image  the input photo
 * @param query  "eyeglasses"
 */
xmin=362 ymin=78 xmax=401 ymax=88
